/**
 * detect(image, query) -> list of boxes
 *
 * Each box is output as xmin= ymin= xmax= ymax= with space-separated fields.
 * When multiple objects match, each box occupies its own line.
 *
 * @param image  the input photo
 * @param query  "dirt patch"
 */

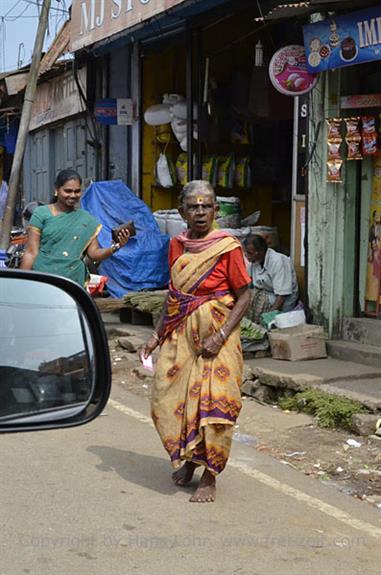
xmin=108 ymin=338 xmax=381 ymax=512
xmin=239 ymin=398 xmax=381 ymax=508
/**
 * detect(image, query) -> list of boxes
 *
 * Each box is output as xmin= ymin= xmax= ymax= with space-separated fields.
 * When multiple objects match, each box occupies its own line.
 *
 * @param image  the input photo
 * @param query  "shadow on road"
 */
xmin=88 ymin=446 xmax=197 ymax=496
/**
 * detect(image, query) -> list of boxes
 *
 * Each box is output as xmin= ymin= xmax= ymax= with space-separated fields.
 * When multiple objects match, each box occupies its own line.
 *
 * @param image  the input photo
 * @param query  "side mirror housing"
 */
xmin=0 ymin=270 xmax=112 ymax=433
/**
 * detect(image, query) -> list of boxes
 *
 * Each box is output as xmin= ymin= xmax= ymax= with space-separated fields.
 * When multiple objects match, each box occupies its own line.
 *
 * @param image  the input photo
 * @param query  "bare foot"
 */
xmin=189 ymin=469 xmax=216 ymax=503
xmin=172 ymin=462 xmax=197 ymax=486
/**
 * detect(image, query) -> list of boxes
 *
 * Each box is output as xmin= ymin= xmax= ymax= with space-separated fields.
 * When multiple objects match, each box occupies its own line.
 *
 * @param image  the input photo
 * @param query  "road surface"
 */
xmin=1 ymin=384 xmax=380 ymax=574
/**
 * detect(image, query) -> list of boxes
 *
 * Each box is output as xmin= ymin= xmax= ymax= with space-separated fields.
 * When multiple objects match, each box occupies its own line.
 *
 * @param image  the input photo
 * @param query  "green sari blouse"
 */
xmin=29 ymin=205 xmax=101 ymax=286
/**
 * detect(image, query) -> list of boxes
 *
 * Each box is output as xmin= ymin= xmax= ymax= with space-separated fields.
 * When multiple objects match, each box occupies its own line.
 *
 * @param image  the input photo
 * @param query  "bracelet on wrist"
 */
xmin=111 ymin=242 xmax=120 ymax=254
xmin=219 ymin=327 xmax=227 ymax=342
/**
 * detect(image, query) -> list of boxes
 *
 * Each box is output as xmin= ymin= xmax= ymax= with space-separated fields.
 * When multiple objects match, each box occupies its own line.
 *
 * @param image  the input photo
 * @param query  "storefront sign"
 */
xmin=303 ymin=6 xmax=381 ymax=73
xmin=71 ymin=0 xmax=186 ymax=52
xmin=95 ymin=99 xmax=118 ymax=125
xmin=268 ymin=45 xmax=318 ymax=97
xmin=117 ymin=98 xmax=133 ymax=125
xmin=341 ymin=93 xmax=381 ymax=109
xmin=30 ymin=68 xmax=86 ymax=131
xmin=95 ymin=98 xmax=133 ymax=125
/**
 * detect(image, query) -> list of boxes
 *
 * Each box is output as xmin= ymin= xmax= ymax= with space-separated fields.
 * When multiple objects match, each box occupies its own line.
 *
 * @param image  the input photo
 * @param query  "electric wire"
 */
xmin=22 ymin=0 xmax=68 ymax=14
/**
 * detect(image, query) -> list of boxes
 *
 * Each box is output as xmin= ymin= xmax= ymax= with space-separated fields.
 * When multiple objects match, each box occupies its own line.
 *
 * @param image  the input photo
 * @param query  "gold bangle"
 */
xmin=219 ymin=327 xmax=227 ymax=341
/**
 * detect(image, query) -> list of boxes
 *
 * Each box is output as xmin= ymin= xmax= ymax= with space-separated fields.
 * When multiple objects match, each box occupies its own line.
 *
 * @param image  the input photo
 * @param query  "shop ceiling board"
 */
xmin=70 ymin=0 xmax=187 ymax=52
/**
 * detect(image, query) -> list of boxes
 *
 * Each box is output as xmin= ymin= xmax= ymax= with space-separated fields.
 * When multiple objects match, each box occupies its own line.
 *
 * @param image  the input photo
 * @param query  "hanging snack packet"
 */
xmin=326 ymin=118 xmax=342 ymax=141
xmin=344 ymin=116 xmax=361 ymax=140
xmin=362 ymin=116 xmax=376 ymax=134
xmin=362 ymin=133 xmax=377 ymax=156
xmin=235 ymin=157 xmax=251 ymax=188
xmin=327 ymin=159 xmax=342 ymax=183
xmin=346 ymin=138 xmax=363 ymax=160
xmin=217 ymin=155 xmax=235 ymax=188
xmin=327 ymin=141 xmax=341 ymax=160
xmin=361 ymin=116 xmax=377 ymax=156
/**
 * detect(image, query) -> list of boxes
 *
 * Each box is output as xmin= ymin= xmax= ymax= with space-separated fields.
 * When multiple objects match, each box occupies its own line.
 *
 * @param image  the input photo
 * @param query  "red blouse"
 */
xmin=169 ymin=238 xmax=250 ymax=296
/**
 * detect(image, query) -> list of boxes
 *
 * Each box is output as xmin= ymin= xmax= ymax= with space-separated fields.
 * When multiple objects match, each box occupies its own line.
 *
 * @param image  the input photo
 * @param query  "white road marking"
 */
xmin=109 ymin=399 xmax=381 ymax=540
xmin=108 ymin=399 xmax=154 ymax=427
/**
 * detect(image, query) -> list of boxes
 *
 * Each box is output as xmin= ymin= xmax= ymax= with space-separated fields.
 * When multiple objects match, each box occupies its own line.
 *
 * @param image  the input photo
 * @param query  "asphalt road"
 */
xmin=1 ymin=384 xmax=381 ymax=575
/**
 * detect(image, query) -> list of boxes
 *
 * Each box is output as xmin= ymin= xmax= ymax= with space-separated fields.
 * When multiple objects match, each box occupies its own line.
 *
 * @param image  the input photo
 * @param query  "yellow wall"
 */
xmin=140 ymin=17 xmax=293 ymax=252
xmin=142 ymin=45 xmax=186 ymax=209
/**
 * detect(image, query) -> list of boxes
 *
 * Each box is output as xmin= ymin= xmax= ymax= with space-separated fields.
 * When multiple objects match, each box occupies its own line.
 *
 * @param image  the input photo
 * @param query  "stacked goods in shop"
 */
xmin=216 ymin=196 xmax=241 ymax=228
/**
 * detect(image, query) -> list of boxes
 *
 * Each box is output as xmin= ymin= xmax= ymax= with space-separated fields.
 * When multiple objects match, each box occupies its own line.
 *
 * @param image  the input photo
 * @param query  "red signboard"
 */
xmin=341 ymin=94 xmax=381 ymax=109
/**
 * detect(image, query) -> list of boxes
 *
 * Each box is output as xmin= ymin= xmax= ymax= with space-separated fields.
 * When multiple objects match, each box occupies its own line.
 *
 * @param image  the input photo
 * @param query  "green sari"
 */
xmin=29 ymin=205 xmax=101 ymax=286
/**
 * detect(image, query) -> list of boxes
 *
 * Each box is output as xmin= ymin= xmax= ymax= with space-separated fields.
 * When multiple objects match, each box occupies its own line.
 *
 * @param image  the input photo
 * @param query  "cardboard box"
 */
xmin=268 ymin=324 xmax=327 ymax=361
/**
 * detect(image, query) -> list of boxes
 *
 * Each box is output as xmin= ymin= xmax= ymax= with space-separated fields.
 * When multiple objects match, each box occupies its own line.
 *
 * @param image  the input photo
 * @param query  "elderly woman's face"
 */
xmin=182 ymin=190 xmax=218 ymax=237
xmin=246 ymin=243 xmax=266 ymax=264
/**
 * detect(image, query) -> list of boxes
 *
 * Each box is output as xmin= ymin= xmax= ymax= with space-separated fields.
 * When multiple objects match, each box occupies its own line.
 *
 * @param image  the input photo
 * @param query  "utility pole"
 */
xmin=0 ymin=0 xmax=51 ymax=249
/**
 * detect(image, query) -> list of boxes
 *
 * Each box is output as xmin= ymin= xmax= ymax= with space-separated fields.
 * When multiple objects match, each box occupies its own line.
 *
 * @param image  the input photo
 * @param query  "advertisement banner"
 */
xmin=268 ymin=45 xmax=318 ymax=97
xmin=365 ymin=154 xmax=381 ymax=308
xmin=303 ymin=5 xmax=381 ymax=73
xmin=95 ymin=99 xmax=117 ymax=125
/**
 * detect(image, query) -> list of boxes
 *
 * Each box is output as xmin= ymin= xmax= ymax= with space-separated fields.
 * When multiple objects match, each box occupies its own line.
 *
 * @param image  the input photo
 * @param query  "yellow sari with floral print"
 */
xmin=151 ymin=236 xmax=243 ymax=476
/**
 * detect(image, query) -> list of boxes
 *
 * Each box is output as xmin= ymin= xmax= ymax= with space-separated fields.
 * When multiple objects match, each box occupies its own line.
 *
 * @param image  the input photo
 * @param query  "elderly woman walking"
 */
xmin=141 ymin=180 xmax=250 ymax=503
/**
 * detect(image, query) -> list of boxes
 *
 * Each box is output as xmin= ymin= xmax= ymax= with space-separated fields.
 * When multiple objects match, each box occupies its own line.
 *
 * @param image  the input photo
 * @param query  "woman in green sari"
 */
xmin=21 ymin=169 xmax=130 ymax=286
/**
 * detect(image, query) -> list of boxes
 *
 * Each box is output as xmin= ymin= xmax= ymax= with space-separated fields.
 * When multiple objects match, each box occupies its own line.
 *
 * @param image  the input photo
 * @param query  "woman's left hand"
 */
xmin=117 ymin=228 xmax=130 ymax=247
xmin=200 ymin=332 xmax=225 ymax=358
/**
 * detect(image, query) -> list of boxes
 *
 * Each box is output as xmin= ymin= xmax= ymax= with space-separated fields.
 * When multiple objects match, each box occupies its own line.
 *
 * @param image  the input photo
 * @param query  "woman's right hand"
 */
xmin=140 ymin=336 xmax=159 ymax=361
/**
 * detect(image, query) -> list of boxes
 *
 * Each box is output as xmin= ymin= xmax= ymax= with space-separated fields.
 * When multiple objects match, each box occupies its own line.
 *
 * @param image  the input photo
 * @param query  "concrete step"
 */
xmin=327 ymin=339 xmax=381 ymax=368
xmin=323 ymin=379 xmax=381 ymax=411
xmin=342 ymin=316 xmax=381 ymax=347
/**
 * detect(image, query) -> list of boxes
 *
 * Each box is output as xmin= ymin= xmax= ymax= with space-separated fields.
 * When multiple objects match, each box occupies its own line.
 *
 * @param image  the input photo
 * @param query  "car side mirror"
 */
xmin=0 ymin=269 xmax=111 ymax=433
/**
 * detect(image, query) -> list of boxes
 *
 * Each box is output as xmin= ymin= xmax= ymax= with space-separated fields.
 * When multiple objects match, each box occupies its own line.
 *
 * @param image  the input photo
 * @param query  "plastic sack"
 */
xmin=172 ymin=101 xmax=198 ymax=120
xmin=81 ymin=180 xmax=169 ymax=297
xmin=274 ymin=309 xmax=306 ymax=329
xmin=163 ymin=93 xmax=185 ymax=105
xmin=156 ymin=154 xmax=176 ymax=188
xmin=216 ymin=155 xmax=235 ymax=188
xmin=261 ymin=310 xmax=280 ymax=329
xmin=144 ymin=104 xmax=171 ymax=126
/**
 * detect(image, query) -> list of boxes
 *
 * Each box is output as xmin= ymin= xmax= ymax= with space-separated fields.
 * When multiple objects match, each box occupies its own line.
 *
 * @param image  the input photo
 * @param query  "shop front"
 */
xmin=304 ymin=2 xmax=381 ymax=335
xmin=72 ymin=1 xmax=310 ymax=265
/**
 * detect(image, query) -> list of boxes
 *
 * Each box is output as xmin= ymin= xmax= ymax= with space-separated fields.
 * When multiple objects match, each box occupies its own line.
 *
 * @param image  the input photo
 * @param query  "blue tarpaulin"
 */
xmin=81 ymin=180 xmax=169 ymax=297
